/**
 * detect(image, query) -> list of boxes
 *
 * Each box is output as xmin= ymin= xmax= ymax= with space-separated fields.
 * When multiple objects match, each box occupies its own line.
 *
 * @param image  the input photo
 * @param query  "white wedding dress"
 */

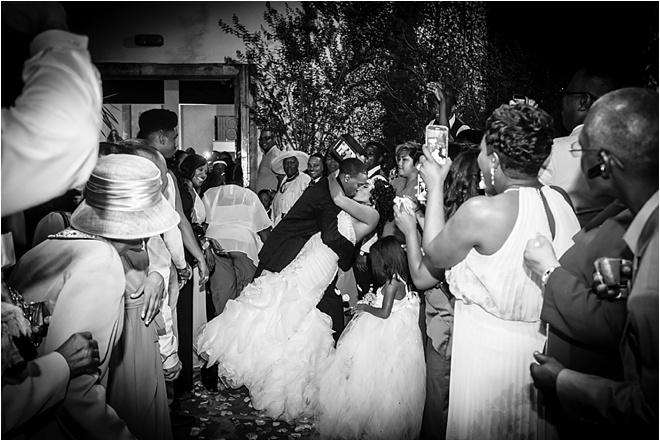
xmin=195 ymin=211 xmax=356 ymax=423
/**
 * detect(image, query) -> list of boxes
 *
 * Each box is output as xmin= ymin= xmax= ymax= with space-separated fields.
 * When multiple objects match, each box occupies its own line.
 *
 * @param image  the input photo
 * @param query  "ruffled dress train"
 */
xmin=195 ymin=230 xmax=344 ymax=422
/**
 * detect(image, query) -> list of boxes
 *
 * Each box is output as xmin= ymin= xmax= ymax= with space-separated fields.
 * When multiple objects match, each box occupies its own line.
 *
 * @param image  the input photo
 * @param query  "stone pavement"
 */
xmin=172 ymin=368 xmax=320 ymax=440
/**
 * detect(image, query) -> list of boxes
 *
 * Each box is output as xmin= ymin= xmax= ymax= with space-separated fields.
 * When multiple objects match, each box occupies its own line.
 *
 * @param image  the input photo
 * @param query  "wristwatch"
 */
xmin=541 ymin=266 xmax=559 ymax=286
xmin=359 ymin=250 xmax=366 ymax=257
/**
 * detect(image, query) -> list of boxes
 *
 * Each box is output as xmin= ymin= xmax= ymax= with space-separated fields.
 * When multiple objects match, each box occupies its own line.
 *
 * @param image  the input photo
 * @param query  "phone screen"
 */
xmin=426 ymin=125 xmax=449 ymax=164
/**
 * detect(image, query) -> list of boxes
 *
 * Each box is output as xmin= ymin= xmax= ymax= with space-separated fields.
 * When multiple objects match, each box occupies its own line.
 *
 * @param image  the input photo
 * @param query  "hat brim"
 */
xmin=70 ymin=195 xmax=180 ymax=240
xmin=271 ymin=151 xmax=309 ymax=175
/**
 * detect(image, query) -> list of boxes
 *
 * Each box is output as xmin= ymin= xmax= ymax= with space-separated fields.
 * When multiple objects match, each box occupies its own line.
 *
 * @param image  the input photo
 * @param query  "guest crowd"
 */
xmin=1 ymin=2 xmax=657 ymax=440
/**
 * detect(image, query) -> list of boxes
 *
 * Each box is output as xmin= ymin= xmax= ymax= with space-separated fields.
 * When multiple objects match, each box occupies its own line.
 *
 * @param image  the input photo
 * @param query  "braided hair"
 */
xmin=484 ymin=102 xmax=555 ymax=179
xmin=370 ymin=178 xmax=396 ymax=237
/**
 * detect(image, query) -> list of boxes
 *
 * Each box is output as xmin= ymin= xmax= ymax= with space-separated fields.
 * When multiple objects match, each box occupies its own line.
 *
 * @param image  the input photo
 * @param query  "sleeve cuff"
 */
xmin=38 ymin=351 xmax=71 ymax=386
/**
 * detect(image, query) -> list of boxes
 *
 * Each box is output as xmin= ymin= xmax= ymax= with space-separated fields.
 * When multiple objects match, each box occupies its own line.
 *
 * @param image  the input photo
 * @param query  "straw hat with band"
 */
xmin=270 ymin=150 xmax=309 ymax=175
xmin=71 ymin=154 xmax=180 ymax=240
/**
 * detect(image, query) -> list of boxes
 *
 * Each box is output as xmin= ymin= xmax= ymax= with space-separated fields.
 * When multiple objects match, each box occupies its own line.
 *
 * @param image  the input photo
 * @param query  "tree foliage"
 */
xmin=370 ymin=2 xmax=488 ymax=145
xmin=220 ymin=2 xmax=491 ymax=153
xmin=220 ymin=2 xmax=385 ymax=154
xmin=219 ymin=2 xmax=657 ymax=153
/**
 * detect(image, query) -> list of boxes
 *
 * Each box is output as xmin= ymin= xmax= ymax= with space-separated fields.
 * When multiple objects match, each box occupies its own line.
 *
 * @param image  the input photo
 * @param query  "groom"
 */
xmin=256 ymin=158 xmax=368 ymax=342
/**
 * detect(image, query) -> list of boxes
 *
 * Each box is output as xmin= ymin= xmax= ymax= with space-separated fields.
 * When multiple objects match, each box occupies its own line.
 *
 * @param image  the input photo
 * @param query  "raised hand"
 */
xmin=328 ymin=169 xmax=344 ymax=202
xmin=418 ymin=144 xmax=452 ymax=193
xmin=393 ymin=202 xmax=418 ymax=236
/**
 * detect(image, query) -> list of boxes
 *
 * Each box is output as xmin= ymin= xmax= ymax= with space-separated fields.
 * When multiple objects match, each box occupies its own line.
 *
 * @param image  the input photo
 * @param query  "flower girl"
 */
xmin=315 ymin=235 xmax=426 ymax=439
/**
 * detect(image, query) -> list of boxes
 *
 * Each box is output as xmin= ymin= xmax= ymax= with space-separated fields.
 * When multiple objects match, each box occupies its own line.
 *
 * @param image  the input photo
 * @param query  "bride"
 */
xmin=195 ymin=172 xmax=395 ymax=422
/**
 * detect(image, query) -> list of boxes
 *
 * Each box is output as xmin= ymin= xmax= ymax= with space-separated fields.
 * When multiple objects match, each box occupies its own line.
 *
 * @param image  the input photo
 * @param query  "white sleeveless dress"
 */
xmin=195 ymin=211 xmax=356 ymax=423
xmin=445 ymin=186 xmax=580 ymax=439
xmin=315 ymin=284 xmax=426 ymax=439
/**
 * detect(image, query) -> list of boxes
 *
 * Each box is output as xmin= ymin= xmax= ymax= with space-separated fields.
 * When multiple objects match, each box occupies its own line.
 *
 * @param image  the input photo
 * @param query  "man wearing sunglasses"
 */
xmin=538 ymin=65 xmax=621 ymax=227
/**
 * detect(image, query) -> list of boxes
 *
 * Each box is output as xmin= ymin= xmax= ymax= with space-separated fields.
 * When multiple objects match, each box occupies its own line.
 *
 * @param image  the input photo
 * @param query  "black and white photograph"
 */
xmin=1 ymin=1 xmax=657 ymax=439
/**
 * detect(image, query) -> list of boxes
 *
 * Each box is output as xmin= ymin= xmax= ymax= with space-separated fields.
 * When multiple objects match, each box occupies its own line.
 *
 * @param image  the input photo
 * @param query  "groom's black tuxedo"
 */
xmin=257 ymin=176 xmax=355 ymax=341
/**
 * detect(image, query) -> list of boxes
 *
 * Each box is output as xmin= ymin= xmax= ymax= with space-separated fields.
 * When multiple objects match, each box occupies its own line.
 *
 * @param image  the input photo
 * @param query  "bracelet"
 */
xmin=541 ymin=266 xmax=559 ymax=286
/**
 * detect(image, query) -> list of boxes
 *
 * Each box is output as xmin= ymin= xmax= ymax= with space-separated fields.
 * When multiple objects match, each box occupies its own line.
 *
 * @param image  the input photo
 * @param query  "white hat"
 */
xmin=270 ymin=150 xmax=309 ymax=175
xmin=71 ymin=155 xmax=180 ymax=240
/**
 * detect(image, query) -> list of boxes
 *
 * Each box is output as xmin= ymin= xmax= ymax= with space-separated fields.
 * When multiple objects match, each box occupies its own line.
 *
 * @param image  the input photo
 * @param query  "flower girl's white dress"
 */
xmin=315 ymin=284 xmax=426 ymax=439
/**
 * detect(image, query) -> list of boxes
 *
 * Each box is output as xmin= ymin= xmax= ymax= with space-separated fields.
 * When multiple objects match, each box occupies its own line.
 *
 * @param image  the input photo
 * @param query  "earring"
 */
xmin=490 ymin=165 xmax=496 ymax=188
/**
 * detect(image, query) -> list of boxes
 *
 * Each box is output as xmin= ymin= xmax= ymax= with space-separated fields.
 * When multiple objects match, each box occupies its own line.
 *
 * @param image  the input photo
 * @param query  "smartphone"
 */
xmin=426 ymin=125 xmax=449 ymax=165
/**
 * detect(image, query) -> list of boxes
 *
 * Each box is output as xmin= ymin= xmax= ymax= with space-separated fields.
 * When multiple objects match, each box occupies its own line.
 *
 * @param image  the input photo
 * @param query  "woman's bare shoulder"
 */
xmin=452 ymin=194 xmax=517 ymax=230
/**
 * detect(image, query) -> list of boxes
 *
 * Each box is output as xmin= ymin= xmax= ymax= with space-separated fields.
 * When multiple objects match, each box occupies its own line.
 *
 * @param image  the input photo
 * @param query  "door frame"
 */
xmin=95 ymin=63 xmax=258 ymax=189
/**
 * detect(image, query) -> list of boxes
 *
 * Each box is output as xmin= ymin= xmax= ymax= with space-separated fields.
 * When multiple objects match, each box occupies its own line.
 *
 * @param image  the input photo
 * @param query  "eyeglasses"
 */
xmin=560 ymin=88 xmax=598 ymax=103
xmin=569 ymin=141 xmax=600 ymax=157
xmin=570 ymin=141 xmax=626 ymax=170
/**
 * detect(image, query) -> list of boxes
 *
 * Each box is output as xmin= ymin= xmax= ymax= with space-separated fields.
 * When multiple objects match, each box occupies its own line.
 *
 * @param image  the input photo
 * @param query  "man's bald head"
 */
xmin=584 ymin=87 xmax=658 ymax=174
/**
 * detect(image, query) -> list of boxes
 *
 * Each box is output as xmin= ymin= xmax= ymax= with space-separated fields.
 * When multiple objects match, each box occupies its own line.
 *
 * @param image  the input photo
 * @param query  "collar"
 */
xmin=279 ymin=173 xmax=300 ymax=192
xmin=623 ymin=190 xmax=659 ymax=255
xmin=368 ymin=165 xmax=381 ymax=178
xmin=449 ymin=114 xmax=456 ymax=126
xmin=284 ymin=172 xmax=300 ymax=183
xmin=570 ymin=124 xmax=584 ymax=136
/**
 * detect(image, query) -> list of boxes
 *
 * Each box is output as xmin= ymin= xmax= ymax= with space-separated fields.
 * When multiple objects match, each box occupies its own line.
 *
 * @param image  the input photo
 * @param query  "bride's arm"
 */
xmin=328 ymin=173 xmax=379 ymax=229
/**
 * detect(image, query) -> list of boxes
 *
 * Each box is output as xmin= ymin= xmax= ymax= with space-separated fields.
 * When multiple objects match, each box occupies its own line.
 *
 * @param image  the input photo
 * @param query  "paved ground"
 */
xmin=172 ymin=368 xmax=320 ymax=440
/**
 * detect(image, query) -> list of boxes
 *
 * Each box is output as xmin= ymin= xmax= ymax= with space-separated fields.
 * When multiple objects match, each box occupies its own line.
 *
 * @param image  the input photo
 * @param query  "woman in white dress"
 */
xmin=417 ymin=102 xmax=580 ymax=439
xmin=194 ymin=174 xmax=395 ymax=423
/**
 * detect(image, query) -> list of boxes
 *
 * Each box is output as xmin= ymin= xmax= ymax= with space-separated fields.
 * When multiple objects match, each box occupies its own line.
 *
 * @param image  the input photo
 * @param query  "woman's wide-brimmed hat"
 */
xmin=270 ymin=149 xmax=309 ymax=175
xmin=71 ymin=154 xmax=180 ymax=240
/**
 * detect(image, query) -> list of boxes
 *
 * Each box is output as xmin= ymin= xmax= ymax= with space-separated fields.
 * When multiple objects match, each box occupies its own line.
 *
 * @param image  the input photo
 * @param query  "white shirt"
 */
xmin=204 ymin=185 xmax=272 ymax=266
xmin=271 ymin=173 xmax=312 ymax=226
xmin=161 ymin=173 xmax=186 ymax=270
xmin=538 ymin=125 xmax=605 ymax=215
xmin=2 ymin=30 xmax=102 ymax=217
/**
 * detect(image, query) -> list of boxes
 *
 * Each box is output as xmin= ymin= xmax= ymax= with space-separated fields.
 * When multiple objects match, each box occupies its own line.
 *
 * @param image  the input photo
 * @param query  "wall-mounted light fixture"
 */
xmin=134 ymin=34 xmax=164 ymax=47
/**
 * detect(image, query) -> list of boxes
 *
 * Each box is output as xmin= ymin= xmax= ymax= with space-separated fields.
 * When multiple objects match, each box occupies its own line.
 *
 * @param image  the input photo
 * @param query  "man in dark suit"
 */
xmin=526 ymin=88 xmax=658 ymax=439
xmin=256 ymin=158 xmax=368 ymax=342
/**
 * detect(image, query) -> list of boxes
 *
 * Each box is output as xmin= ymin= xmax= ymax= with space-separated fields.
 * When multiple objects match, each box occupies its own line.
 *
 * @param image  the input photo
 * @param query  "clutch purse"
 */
xmin=7 ymin=285 xmax=51 ymax=346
